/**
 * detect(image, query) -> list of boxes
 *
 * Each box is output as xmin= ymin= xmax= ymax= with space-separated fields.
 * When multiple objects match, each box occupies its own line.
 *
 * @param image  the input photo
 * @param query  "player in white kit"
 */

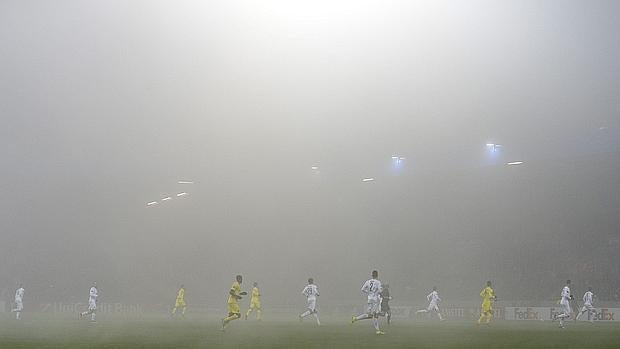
xmin=80 ymin=282 xmax=98 ymax=322
xmin=554 ymin=280 xmax=573 ymax=328
xmin=351 ymin=270 xmax=384 ymax=335
xmin=416 ymin=286 xmax=444 ymax=321
xmin=299 ymin=278 xmax=320 ymax=326
xmin=575 ymin=287 xmax=595 ymax=323
xmin=12 ymin=284 xmax=25 ymax=320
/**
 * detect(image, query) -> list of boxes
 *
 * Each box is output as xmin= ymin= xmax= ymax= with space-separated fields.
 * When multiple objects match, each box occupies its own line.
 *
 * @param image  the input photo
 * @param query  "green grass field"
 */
xmin=1 ymin=314 xmax=619 ymax=349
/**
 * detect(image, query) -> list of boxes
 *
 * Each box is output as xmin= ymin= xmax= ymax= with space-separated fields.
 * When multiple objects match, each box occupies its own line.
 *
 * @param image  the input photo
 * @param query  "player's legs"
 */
xmin=477 ymin=304 xmax=488 ymax=324
xmin=575 ymin=306 xmax=586 ymax=320
xmin=558 ymin=301 xmax=571 ymax=327
xmin=256 ymin=304 xmax=262 ymax=320
xmin=312 ymin=309 xmax=320 ymax=326
xmin=14 ymin=301 xmax=23 ymax=320
xmin=371 ymin=301 xmax=383 ymax=334
xmin=478 ymin=303 xmax=492 ymax=325
xmin=432 ymin=304 xmax=444 ymax=321
xmin=246 ymin=302 xmax=257 ymax=319
xmin=353 ymin=302 xmax=374 ymax=323
xmin=300 ymin=298 xmax=315 ymax=319
xmin=245 ymin=306 xmax=252 ymax=319
xmin=223 ymin=303 xmax=241 ymax=329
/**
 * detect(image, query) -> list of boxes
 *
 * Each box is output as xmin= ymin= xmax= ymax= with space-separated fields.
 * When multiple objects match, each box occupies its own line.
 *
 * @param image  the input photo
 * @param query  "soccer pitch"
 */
xmin=1 ymin=315 xmax=620 ymax=349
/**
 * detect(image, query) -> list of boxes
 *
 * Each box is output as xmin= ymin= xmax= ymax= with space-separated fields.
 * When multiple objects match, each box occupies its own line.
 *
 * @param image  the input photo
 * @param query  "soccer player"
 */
xmin=222 ymin=275 xmax=247 ymax=330
xmin=80 ymin=282 xmax=98 ymax=322
xmin=554 ymin=280 xmax=573 ymax=328
xmin=245 ymin=282 xmax=262 ymax=320
xmin=477 ymin=281 xmax=496 ymax=325
xmin=416 ymin=286 xmax=444 ymax=321
xmin=575 ymin=287 xmax=595 ymax=323
xmin=170 ymin=285 xmax=186 ymax=318
xmin=352 ymin=270 xmax=385 ymax=335
xmin=299 ymin=278 xmax=320 ymax=326
xmin=11 ymin=284 xmax=24 ymax=320
xmin=379 ymin=284 xmax=392 ymax=324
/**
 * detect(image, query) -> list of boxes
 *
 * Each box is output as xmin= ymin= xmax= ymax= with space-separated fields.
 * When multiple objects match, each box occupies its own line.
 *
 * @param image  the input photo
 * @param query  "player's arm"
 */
xmin=229 ymin=288 xmax=242 ymax=300
xmin=361 ymin=281 xmax=369 ymax=294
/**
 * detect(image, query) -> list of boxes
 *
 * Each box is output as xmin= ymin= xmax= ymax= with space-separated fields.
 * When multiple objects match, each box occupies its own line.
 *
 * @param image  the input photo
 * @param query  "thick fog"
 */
xmin=1 ymin=0 xmax=619 ymax=310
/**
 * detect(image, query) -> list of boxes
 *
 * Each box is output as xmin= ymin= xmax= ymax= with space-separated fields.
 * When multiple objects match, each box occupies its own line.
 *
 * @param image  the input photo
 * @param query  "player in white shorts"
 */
xmin=12 ymin=284 xmax=25 ymax=320
xmin=416 ymin=286 xmax=444 ymax=321
xmin=352 ymin=270 xmax=384 ymax=335
xmin=299 ymin=278 xmax=320 ymax=326
xmin=80 ymin=282 xmax=98 ymax=322
xmin=554 ymin=280 xmax=573 ymax=328
xmin=575 ymin=287 xmax=595 ymax=323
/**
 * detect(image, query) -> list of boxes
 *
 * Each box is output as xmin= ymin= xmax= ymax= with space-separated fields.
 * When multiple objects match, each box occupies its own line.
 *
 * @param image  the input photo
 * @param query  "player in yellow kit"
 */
xmin=170 ymin=285 xmax=186 ymax=318
xmin=222 ymin=275 xmax=247 ymax=330
xmin=245 ymin=282 xmax=262 ymax=320
xmin=478 ymin=280 xmax=497 ymax=325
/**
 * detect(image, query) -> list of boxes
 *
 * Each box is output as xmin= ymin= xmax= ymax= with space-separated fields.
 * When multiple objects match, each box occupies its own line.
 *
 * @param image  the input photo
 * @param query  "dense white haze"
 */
xmin=1 ymin=0 xmax=619 ymax=310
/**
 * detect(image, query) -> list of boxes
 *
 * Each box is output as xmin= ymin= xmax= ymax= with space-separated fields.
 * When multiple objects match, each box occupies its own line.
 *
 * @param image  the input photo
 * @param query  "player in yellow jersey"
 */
xmin=170 ymin=285 xmax=186 ymax=318
xmin=245 ymin=282 xmax=262 ymax=320
xmin=478 ymin=281 xmax=497 ymax=325
xmin=222 ymin=275 xmax=247 ymax=330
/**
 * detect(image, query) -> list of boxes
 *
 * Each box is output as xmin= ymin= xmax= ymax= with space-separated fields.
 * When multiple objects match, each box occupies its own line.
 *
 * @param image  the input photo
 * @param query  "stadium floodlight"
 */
xmin=362 ymin=178 xmax=375 ymax=182
xmin=161 ymin=197 xmax=172 ymax=201
xmin=311 ymin=166 xmax=319 ymax=170
xmin=507 ymin=161 xmax=524 ymax=165
xmin=176 ymin=192 xmax=188 ymax=197
xmin=178 ymin=180 xmax=194 ymax=184
xmin=486 ymin=143 xmax=503 ymax=153
xmin=146 ymin=201 xmax=158 ymax=206
xmin=391 ymin=156 xmax=399 ymax=159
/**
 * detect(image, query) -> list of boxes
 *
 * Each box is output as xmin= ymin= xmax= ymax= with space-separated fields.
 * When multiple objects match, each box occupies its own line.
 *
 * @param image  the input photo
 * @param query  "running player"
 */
xmin=221 ymin=275 xmax=247 ymax=330
xmin=352 ymin=270 xmax=385 ymax=335
xmin=554 ymin=280 xmax=573 ymax=328
xmin=171 ymin=285 xmax=186 ymax=318
xmin=12 ymin=284 xmax=24 ymax=320
xmin=245 ymin=282 xmax=262 ymax=320
xmin=299 ymin=278 xmax=320 ymax=326
xmin=477 ymin=281 xmax=496 ymax=325
xmin=80 ymin=282 xmax=98 ymax=322
xmin=416 ymin=286 xmax=444 ymax=321
xmin=575 ymin=287 xmax=595 ymax=323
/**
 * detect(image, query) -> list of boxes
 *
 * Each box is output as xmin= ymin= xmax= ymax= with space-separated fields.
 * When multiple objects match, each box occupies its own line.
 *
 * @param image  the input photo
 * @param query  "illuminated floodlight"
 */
xmin=311 ymin=166 xmax=319 ymax=170
xmin=178 ymin=181 xmax=194 ymax=184
xmin=146 ymin=201 xmax=158 ymax=206
xmin=161 ymin=197 xmax=172 ymax=201
xmin=507 ymin=161 xmax=524 ymax=165
xmin=391 ymin=156 xmax=399 ymax=159
xmin=486 ymin=143 xmax=503 ymax=153
xmin=362 ymin=178 xmax=375 ymax=182
xmin=176 ymin=192 xmax=188 ymax=197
